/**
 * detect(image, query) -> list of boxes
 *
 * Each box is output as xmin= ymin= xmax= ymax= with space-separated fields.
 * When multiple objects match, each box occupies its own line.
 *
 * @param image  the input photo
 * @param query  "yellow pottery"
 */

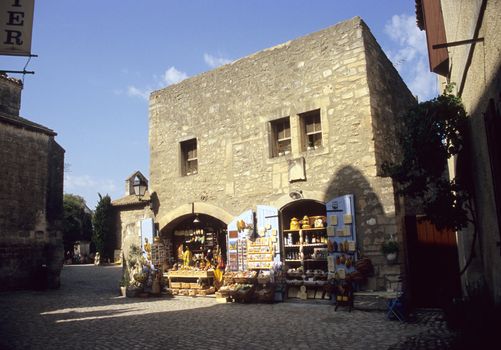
xmin=290 ymin=217 xmax=300 ymax=230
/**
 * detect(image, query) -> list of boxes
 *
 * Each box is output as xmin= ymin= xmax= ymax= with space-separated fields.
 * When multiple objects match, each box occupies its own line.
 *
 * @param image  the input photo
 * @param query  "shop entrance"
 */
xmin=280 ymin=199 xmax=327 ymax=231
xmin=166 ymin=214 xmax=227 ymax=269
xmin=405 ymin=216 xmax=462 ymax=307
xmin=279 ymin=199 xmax=328 ymax=279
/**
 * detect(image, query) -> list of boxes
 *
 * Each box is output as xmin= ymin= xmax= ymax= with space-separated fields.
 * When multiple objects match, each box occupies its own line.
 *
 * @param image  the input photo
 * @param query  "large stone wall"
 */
xmin=361 ymin=25 xmax=417 ymax=288
xmin=150 ymin=17 xmax=415 ymax=290
xmin=440 ymin=0 xmax=501 ymax=304
xmin=0 ymin=76 xmax=64 ymax=291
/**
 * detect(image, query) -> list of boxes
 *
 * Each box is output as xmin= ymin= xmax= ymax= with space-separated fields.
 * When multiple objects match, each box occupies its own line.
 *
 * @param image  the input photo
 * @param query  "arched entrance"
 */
xmin=160 ymin=213 xmax=227 ymax=268
xmin=279 ymin=199 xmax=328 ymax=270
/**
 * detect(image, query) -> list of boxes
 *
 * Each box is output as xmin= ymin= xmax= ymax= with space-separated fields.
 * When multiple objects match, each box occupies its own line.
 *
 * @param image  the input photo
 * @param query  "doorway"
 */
xmin=405 ymin=216 xmax=462 ymax=307
xmin=164 ymin=214 xmax=227 ymax=269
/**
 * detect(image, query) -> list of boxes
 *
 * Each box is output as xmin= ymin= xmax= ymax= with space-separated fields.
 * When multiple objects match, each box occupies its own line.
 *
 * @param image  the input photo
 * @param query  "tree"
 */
xmin=62 ymin=194 xmax=93 ymax=255
xmin=383 ymin=84 xmax=470 ymax=231
xmin=383 ymin=84 xmax=479 ymax=275
xmin=92 ymin=193 xmax=115 ymax=262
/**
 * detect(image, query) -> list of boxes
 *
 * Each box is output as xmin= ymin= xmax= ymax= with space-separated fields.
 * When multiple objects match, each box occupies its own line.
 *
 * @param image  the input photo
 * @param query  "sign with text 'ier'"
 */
xmin=0 ymin=0 xmax=35 ymax=56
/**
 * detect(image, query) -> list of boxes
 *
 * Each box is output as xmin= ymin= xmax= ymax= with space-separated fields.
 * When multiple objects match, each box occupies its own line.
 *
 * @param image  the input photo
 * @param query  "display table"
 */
xmin=165 ymin=270 xmax=215 ymax=296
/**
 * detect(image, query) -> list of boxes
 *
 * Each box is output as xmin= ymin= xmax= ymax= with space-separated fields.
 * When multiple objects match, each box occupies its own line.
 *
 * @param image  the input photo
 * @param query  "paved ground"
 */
xmin=0 ymin=265 xmax=458 ymax=350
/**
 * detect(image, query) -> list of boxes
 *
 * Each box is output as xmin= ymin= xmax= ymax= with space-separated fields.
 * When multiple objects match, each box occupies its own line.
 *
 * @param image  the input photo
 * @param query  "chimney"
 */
xmin=0 ymin=74 xmax=23 ymax=116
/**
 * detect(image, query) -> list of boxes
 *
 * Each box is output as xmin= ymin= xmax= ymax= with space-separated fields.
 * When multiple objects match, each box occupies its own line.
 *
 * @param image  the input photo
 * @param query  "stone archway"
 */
xmin=157 ymin=202 xmax=234 ymax=233
xmin=271 ymin=190 xmax=325 ymax=210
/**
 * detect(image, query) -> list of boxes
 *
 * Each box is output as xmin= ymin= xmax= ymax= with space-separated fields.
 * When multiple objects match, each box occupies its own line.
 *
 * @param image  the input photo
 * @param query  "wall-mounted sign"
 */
xmin=0 ymin=0 xmax=35 ymax=56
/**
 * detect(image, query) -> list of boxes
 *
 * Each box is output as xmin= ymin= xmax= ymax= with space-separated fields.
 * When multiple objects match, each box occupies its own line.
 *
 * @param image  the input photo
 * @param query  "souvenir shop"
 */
xmin=157 ymin=194 xmax=371 ymax=304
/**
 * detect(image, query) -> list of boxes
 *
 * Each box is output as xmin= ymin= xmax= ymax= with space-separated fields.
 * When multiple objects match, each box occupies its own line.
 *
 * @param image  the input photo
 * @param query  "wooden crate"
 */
xmin=170 ymin=282 xmax=182 ymax=289
xmin=196 ymin=287 xmax=215 ymax=296
xmin=190 ymin=282 xmax=202 ymax=289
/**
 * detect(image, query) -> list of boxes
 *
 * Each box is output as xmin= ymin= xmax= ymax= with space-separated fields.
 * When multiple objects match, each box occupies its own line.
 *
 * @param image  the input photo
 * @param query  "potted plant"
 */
xmin=119 ymin=256 xmax=130 ymax=297
xmin=381 ymin=240 xmax=399 ymax=263
xmin=119 ymin=273 xmax=129 ymax=297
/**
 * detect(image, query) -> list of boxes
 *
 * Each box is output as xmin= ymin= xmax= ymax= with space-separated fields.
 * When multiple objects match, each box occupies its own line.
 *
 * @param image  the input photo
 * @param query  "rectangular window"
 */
xmin=270 ymin=117 xmax=291 ymax=157
xmin=300 ymin=109 xmax=322 ymax=151
xmin=181 ymin=138 xmax=198 ymax=176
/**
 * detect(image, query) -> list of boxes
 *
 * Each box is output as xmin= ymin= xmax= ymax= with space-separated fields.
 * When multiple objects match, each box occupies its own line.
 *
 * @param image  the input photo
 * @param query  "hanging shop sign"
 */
xmin=0 ymin=0 xmax=35 ymax=56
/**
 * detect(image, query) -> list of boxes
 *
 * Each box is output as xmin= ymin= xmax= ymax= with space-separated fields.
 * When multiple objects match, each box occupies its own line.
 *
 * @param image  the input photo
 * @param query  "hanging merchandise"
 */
xmin=326 ymin=194 xmax=357 ymax=278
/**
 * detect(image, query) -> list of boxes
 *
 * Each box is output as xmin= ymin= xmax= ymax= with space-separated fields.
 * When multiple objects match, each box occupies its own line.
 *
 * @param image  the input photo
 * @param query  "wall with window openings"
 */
xmin=150 ymin=17 xmax=414 ymax=278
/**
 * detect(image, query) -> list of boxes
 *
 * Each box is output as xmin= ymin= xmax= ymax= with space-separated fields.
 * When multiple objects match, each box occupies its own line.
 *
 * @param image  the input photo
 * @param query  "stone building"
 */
xmin=417 ymin=0 xmax=501 ymax=305
xmin=111 ymin=171 xmax=154 ymax=262
xmin=0 ymin=74 xmax=65 ymax=290
xmin=149 ymin=17 xmax=417 ymax=291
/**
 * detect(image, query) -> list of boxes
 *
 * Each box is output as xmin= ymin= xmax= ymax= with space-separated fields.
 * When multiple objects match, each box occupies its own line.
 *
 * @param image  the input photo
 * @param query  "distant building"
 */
xmin=417 ymin=0 xmax=501 ymax=305
xmin=148 ymin=17 xmax=418 ymax=292
xmin=0 ymin=74 xmax=65 ymax=290
xmin=111 ymin=171 xmax=154 ymax=262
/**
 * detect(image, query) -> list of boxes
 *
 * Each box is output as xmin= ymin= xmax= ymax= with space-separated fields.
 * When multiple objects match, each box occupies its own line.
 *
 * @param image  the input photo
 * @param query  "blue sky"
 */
xmin=1 ymin=1 xmax=437 ymax=209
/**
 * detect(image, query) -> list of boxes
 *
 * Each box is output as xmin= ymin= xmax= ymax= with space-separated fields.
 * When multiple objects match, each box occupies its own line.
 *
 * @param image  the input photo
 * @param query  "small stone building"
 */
xmin=111 ymin=171 xmax=155 ymax=262
xmin=149 ymin=17 xmax=416 ymax=291
xmin=0 ymin=74 xmax=65 ymax=290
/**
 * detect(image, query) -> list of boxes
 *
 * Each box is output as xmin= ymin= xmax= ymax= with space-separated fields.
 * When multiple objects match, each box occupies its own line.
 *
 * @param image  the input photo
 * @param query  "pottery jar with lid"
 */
xmin=301 ymin=215 xmax=311 ymax=229
xmin=290 ymin=217 xmax=300 ymax=230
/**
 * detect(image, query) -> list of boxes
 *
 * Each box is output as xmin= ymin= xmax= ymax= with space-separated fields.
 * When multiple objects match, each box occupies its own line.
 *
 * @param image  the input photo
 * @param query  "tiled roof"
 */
xmin=126 ymin=170 xmax=148 ymax=182
xmin=111 ymin=191 xmax=151 ymax=207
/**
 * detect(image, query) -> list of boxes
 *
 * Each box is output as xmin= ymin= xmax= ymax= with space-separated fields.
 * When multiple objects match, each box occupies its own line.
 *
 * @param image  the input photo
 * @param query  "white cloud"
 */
xmin=123 ymin=66 xmax=188 ymax=101
xmin=64 ymin=174 xmax=117 ymax=193
xmin=127 ymin=85 xmax=151 ymax=100
xmin=384 ymin=14 xmax=427 ymax=55
xmin=384 ymin=14 xmax=437 ymax=101
xmin=408 ymin=58 xmax=439 ymax=102
xmin=163 ymin=66 xmax=188 ymax=86
xmin=203 ymin=53 xmax=233 ymax=68
xmin=64 ymin=174 xmax=119 ymax=209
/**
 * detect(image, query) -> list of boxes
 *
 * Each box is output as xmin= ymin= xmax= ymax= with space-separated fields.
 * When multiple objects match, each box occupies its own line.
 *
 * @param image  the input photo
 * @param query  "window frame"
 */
xmin=300 ymin=109 xmax=322 ymax=151
xmin=180 ymin=138 xmax=198 ymax=176
xmin=270 ymin=117 xmax=292 ymax=158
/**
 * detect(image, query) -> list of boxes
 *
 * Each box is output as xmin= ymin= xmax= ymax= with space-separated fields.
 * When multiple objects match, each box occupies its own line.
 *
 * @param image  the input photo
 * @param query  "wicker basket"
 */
xmin=254 ymin=286 xmax=276 ymax=303
xmin=233 ymin=286 xmax=255 ymax=303
xmin=223 ymin=276 xmax=235 ymax=284
xmin=257 ymin=277 xmax=271 ymax=284
xmin=234 ymin=277 xmax=256 ymax=284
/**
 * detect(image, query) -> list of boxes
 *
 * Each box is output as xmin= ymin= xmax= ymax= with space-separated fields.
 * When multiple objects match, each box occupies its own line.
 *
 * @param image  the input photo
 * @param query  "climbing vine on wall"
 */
xmin=383 ymin=84 xmax=470 ymax=231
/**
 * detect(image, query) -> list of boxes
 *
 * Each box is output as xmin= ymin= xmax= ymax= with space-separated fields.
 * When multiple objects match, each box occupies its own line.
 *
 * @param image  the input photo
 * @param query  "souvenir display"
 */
xmin=166 ymin=267 xmax=216 ymax=296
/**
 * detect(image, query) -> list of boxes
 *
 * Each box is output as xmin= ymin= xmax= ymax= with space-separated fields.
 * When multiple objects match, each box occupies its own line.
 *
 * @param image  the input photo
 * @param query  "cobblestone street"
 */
xmin=0 ymin=265 xmax=457 ymax=349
